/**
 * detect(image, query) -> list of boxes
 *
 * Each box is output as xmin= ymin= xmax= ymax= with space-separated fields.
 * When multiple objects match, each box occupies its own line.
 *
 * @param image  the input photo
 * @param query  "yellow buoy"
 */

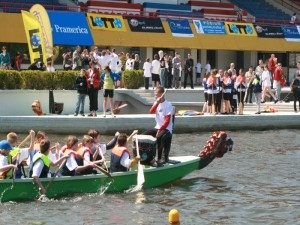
xmin=169 ymin=209 xmax=180 ymax=224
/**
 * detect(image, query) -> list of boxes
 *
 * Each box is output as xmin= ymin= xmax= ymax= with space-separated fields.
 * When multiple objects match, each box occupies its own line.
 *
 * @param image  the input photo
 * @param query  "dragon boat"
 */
xmin=0 ymin=131 xmax=233 ymax=203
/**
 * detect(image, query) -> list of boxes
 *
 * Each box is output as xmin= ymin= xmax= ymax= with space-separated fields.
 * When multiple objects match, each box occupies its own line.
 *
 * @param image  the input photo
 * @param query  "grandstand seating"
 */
xmin=85 ymin=1 xmax=142 ymax=15
xmin=142 ymin=2 xmax=195 ymax=18
xmin=188 ymin=1 xmax=248 ymax=21
xmin=0 ymin=0 xmax=68 ymax=12
xmin=229 ymin=0 xmax=290 ymax=24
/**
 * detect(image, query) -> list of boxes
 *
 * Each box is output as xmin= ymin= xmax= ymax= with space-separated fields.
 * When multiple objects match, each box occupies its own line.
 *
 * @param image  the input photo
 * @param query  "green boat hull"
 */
xmin=0 ymin=156 xmax=204 ymax=202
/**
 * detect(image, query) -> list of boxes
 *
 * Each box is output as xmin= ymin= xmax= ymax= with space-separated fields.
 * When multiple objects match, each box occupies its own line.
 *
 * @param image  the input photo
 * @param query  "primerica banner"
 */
xmin=87 ymin=13 xmax=126 ymax=32
xmin=254 ymin=24 xmax=284 ymax=38
xmin=168 ymin=19 xmax=194 ymax=37
xmin=21 ymin=10 xmax=47 ymax=64
xmin=48 ymin=11 xmax=94 ymax=45
xmin=127 ymin=17 xmax=165 ymax=33
xmin=193 ymin=20 xmax=226 ymax=34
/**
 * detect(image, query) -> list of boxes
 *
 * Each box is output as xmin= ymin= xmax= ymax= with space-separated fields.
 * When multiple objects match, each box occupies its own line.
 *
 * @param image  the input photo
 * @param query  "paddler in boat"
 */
xmin=0 ymin=140 xmax=17 ymax=179
xmin=60 ymin=135 xmax=98 ymax=176
xmin=87 ymin=129 xmax=119 ymax=163
xmin=6 ymin=130 xmax=35 ymax=178
xmin=75 ymin=135 xmax=104 ymax=175
xmin=143 ymin=86 xmax=174 ymax=167
xmin=110 ymin=133 xmax=140 ymax=173
xmin=27 ymin=130 xmax=49 ymax=169
xmin=29 ymin=139 xmax=69 ymax=195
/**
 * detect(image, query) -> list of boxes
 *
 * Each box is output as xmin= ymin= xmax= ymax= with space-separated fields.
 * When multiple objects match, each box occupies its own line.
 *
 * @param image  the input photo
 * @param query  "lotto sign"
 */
xmin=87 ymin=13 xmax=126 ymax=31
xmin=224 ymin=22 xmax=257 ymax=36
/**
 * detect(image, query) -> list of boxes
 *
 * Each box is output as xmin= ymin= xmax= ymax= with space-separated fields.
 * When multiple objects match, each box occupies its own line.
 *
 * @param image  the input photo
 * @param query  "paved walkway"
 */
xmin=1 ymin=107 xmax=299 ymax=135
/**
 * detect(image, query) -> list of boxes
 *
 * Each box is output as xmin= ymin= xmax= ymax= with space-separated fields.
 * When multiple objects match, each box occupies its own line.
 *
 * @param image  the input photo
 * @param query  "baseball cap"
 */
xmin=0 ymin=140 xmax=13 ymax=150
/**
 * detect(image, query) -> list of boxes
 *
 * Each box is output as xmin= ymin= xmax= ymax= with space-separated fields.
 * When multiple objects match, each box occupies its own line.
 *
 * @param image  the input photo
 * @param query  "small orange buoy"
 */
xmin=169 ymin=209 xmax=180 ymax=224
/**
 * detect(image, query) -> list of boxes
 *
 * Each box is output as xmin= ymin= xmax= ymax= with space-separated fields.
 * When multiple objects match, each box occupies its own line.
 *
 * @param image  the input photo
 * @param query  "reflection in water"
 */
xmin=0 ymin=130 xmax=300 ymax=224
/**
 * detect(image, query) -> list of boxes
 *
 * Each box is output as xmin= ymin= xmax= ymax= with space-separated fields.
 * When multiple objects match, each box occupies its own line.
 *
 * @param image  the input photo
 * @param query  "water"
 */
xmin=1 ymin=130 xmax=300 ymax=224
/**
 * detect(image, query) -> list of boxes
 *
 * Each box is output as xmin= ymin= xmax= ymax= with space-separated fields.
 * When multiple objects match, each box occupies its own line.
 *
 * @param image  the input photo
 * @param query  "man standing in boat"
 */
xmin=143 ymin=87 xmax=174 ymax=167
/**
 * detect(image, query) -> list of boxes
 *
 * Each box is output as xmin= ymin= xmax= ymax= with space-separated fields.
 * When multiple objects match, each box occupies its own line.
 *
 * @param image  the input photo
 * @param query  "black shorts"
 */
xmin=196 ymin=72 xmax=201 ymax=78
xmin=152 ymin=73 xmax=160 ymax=82
xmin=224 ymin=92 xmax=231 ymax=100
xmin=204 ymin=92 xmax=208 ymax=102
xmin=103 ymin=89 xmax=114 ymax=98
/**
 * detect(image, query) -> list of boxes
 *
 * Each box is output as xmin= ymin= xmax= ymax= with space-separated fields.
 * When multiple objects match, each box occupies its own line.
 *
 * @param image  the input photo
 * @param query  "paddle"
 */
xmin=111 ymin=103 xmax=128 ymax=114
xmin=211 ymin=85 xmax=216 ymax=116
xmin=221 ymin=91 xmax=226 ymax=114
xmin=18 ymin=134 xmax=31 ymax=148
xmin=98 ymin=145 xmax=108 ymax=172
xmin=45 ymin=158 xmax=67 ymax=191
xmin=79 ymin=154 xmax=112 ymax=178
xmin=135 ymin=134 xmax=145 ymax=187
xmin=12 ymin=134 xmax=31 ymax=185
xmin=238 ymin=84 xmax=243 ymax=115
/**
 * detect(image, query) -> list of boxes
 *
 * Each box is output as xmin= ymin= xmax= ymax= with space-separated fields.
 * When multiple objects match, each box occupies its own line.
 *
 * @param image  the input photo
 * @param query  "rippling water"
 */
xmin=1 ymin=130 xmax=300 ymax=224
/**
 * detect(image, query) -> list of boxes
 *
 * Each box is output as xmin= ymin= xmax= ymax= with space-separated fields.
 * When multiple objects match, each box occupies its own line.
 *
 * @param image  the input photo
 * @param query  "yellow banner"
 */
xmin=87 ymin=13 xmax=126 ymax=31
xmin=30 ymin=4 xmax=53 ymax=58
xmin=225 ymin=22 xmax=257 ymax=36
xmin=21 ymin=10 xmax=47 ymax=64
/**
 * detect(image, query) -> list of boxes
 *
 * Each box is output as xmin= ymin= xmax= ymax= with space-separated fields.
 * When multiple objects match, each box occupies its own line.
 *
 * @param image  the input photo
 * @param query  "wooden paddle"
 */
xmin=45 ymin=158 xmax=67 ymax=191
xmin=238 ymin=84 xmax=243 ymax=115
xmin=211 ymin=93 xmax=216 ymax=116
xmin=112 ymin=103 xmax=128 ymax=114
xmin=80 ymin=155 xmax=112 ymax=178
xmin=98 ymin=145 xmax=108 ymax=172
xmin=18 ymin=134 xmax=31 ymax=148
xmin=221 ymin=91 xmax=226 ymax=113
xmin=12 ymin=134 xmax=31 ymax=185
xmin=135 ymin=134 xmax=145 ymax=187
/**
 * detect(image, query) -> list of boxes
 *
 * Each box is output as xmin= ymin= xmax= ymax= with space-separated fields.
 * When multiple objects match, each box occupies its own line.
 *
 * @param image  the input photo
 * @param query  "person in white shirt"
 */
xmin=125 ymin=53 xmax=133 ymax=70
xmin=0 ymin=140 xmax=17 ymax=179
xmin=30 ymin=139 xmax=69 ymax=195
xmin=46 ymin=55 xmax=55 ymax=72
xmin=290 ymin=13 xmax=296 ymax=24
xmin=109 ymin=48 xmax=119 ymax=73
xmin=143 ymin=58 xmax=152 ymax=90
xmin=261 ymin=65 xmax=278 ymax=103
xmin=110 ymin=132 xmax=140 ymax=173
xmin=142 ymin=87 xmax=173 ymax=167
xmin=151 ymin=54 xmax=161 ymax=89
xmin=205 ymin=60 xmax=211 ymax=74
xmin=195 ymin=59 xmax=202 ymax=85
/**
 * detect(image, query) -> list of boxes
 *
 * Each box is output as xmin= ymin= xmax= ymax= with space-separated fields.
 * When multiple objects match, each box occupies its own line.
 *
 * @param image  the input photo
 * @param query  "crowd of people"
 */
xmin=201 ymin=55 xmax=283 ymax=115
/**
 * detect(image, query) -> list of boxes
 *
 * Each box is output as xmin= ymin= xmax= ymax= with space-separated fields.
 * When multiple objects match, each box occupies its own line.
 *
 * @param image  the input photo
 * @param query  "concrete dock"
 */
xmin=0 ymin=87 xmax=299 ymax=134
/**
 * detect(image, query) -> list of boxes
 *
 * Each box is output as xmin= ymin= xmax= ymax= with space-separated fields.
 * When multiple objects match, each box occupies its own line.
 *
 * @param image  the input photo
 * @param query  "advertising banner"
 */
xmin=87 ymin=13 xmax=126 ymax=32
xmin=48 ymin=11 xmax=94 ymax=45
xmin=168 ymin=19 xmax=194 ymax=37
xmin=193 ymin=20 xmax=226 ymax=34
xmin=254 ymin=24 xmax=284 ymax=38
xmin=225 ymin=22 xmax=257 ymax=36
xmin=127 ymin=17 xmax=165 ymax=33
xmin=29 ymin=4 xmax=53 ymax=57
xmin=21 ymin=10 xmax=46 ymax=64
xmin=281 ymin=25 xmax=300 ymax=41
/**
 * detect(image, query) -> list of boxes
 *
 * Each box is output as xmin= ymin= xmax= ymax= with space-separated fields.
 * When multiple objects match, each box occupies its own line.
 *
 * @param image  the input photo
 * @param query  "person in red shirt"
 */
xmin=273 ymin=63 xmax=284 ymax=101
xmin=12 ymin=52 xmax=21 ymax=71
xmin=268 ymin=54 xmax=276 ymax=87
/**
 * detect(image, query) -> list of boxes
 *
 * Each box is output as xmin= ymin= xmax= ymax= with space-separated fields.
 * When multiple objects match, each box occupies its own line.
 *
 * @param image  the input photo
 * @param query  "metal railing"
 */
xmin=0 ymin=2 xmax=294 ymax=26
